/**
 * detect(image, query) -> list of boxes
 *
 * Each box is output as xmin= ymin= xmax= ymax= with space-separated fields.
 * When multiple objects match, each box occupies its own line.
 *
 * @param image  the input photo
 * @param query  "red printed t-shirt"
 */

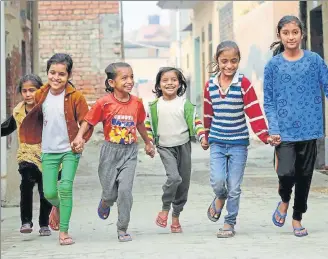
xmin=84 ymin=94 xmax=146 ymax=144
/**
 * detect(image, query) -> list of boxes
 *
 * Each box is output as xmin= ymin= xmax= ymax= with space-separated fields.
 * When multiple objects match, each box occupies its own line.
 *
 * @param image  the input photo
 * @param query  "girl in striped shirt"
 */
xmin=204 ymin=41 xmax=272 ymax=238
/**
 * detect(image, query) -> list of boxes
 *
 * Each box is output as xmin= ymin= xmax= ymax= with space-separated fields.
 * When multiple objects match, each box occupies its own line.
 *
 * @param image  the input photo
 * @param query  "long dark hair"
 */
xmin=208 ymin=40 xmax=241 ymax=74
xmin=46 ymin=53 xmax=75 ymax=87
xmin=104 ymin=62 xmax=132 ymax=93
xmin=153 ymin=67 xmax=187 ymax=98
xmin=17 ymin=74 xmax=43 ymax=93
xmin=270 ymin=15 xmax=304 ymax=56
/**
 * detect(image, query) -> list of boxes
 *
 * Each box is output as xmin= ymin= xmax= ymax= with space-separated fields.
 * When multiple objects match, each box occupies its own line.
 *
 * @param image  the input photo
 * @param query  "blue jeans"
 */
xmin=210 ymin=143 xmax=248 ymax=226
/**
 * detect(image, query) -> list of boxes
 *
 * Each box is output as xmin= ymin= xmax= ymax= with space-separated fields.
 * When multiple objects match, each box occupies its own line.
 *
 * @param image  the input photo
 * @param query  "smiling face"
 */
xmin=217 ymin=48 xmax=240 ymax=78
xmin=47 ymin=63 xmax=70 ymax=93
xmin=108 ymin=66 xmax=134 ymax=95
xmin=278 ymin=21 xmax=302 ymax=51
xmin=21 ymin=81 xmax=38 ymax=106
xmin=159 ymin=70 xmax=179 ymax=99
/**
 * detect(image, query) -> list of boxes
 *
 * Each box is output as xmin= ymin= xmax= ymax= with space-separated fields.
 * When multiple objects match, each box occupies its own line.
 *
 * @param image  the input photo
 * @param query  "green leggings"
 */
xmin=42 ymin=151 xmax=80 ymax=232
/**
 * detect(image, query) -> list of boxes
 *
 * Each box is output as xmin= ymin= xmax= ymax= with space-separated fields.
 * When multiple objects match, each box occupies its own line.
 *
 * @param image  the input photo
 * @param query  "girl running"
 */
xmin=145 ymin=67 xmax=208 ymax=233
xmin=1 ymin=74 xmax=53 ymax=236
xmin=19 ymin=53 xmax=93 ymax=245
xmin=264 ymin=15 xmax=328 ymax=237
xmin=204 ymin=41 xmax=271 ymax=238
xmin=72 ymin=62 xmax=155 ymax=242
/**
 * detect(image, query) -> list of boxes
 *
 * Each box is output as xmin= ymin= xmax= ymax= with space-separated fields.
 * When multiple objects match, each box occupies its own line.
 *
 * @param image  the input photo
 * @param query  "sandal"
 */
xmin=118 ymin=232 xmax=132 ymax=242
xmin=217 ymin=227 xmax=235 ymax=238
xmin=20 ymin=223 xmax=33 ymax=234
xmin=59 ymin=236 xmax=75 ymax=246
xmin=39 ymin=226 xmax=51 ymax=236
xmin=272 ymin=201 xmax=287 ymax=227
xmin=156 ymin=212 xmax=168 ymax=228
xmin=97 ymin=199 xmax=111 ymax=220
xmin=49 ymin=206 xmax=59 ymax=231
xmin=293 ymin=227 xmax=308 ymax=237
xmin=207 ymin=197 xmax=223 ymax=222
xmin=171 ymin=224 xmax=182 ymax=233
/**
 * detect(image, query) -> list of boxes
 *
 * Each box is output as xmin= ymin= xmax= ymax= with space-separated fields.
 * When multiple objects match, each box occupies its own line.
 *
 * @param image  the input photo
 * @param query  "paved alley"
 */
xmin=1 ymin=139 xmax=328 ymax=259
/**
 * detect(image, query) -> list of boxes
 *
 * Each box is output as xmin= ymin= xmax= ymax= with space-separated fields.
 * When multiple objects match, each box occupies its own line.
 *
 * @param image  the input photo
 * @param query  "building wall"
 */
xmin=38 ymin=1 xmax=121 ymax=103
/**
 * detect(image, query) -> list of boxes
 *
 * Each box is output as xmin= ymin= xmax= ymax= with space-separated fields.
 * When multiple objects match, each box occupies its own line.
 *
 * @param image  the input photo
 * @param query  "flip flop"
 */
xmin=97 ymin=200 xmax=110 ymax=220
xmin=272 ymin=201 xmax=287 ymax=227
xmin=293 ymin=227 xmax=308 ymax=237
xmin=59 ymin=236 xmax=75 ymax=246
xmin=207 ymin=197 xmax=223 ymax=222
xmin=118 ymin=233 xmax=132 ymax=242
xmin=156 ymin=213 xmax=168 ymax=228
xmin=171 ymin=224 xmax=183 ymax=233
xmin=217 ymin=227 xmax=235 ymax=238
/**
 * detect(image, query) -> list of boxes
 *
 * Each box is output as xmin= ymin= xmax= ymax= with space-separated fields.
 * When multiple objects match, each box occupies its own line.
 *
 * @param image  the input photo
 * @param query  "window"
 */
xmin=208 ymin=22 xmax=213 ymax=63
xmin=26 ymin=1 xmax=33 ymax=21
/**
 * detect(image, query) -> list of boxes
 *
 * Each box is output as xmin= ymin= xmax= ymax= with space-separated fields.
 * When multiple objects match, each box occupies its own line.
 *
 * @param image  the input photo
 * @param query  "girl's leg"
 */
xmin=172 ymin=141 xmax=192 ymax=217
xmin=274 ymin=142 xmax=297 ymax=225
xmin=58 ymin=151 xmax=80 ymax=234
xmin=223 ymin=145 xmax=248 ymax=228
xmin=209 ymin=144 xmax=228 ymax=218
xmin=18 ymin=163 xmax=37 ymax=233
xmin=157 ymin=146 xmax=182 ymax=212
xmin=292 ymin=140 xmax=317 ymax=236
xmin=171 ymin=142 xmax=192 ymax=233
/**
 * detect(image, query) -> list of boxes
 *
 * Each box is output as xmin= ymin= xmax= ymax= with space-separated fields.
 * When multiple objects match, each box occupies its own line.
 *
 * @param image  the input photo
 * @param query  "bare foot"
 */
xmin=275 ymin=202 xmax=288 ymax=224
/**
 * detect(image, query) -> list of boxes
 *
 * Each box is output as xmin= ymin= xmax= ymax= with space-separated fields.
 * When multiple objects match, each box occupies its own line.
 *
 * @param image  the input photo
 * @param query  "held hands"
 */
xmin=201 ymin=138 xmax=209 ymax=150
xmin=145 ymin=142 xmax=155 ymax=158
xmin=71 ymin=136 xmax=85 ymax=153
xmin=267 ymin=135 xmax=281 ymax=146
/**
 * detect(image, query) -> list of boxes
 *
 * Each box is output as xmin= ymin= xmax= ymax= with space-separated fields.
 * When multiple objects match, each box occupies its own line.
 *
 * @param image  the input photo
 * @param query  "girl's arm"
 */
xmin=317 ymin=54 xmax=328 ymax=98
xmin=241 ymin=77 xmax=269 ymax=143
xmin=1 ymin=115 xmax=17 ymax=137
xmin=193 ymin=112 xmax=206 ymax=142
xmin=263 ymin=64 xmax=280 ymax=136
xmin=144 ymin=111 xmax=154 ymax=143
xmin=203 ymin=81 xmax=213 ymax=141
xmin=75 ymin=94 xmax=94 ymax=142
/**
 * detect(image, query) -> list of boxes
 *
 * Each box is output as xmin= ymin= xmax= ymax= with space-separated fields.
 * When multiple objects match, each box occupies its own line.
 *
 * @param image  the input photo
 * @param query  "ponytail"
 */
xmin=270 ymin=41 xmax=285 ymax=57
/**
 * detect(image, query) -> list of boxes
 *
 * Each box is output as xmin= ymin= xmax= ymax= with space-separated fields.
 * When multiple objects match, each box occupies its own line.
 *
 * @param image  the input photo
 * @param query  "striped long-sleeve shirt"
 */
xmin=204 ymin=72 xmax=269 ymax=145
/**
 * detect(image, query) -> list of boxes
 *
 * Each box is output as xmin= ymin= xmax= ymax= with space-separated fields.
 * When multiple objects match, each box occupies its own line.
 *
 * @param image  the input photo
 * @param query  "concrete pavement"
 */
xmin=1 ymin=139 xmax=328 ymax=259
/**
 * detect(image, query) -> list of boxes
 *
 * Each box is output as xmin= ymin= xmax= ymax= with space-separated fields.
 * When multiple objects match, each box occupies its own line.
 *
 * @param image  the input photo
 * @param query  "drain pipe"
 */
xmin=1 ymin=1 xmax=7 ymax=205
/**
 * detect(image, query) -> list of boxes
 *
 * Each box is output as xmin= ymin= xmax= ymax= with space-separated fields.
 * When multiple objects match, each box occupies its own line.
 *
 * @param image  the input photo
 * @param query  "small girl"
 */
xmin=1 ymin=74 xmax=53 ymax=236
xmin=72 ymin=62 xmax=154 ymax=242
xmin=204 ymin=41 xmax=271 ymax=238
xmin=145 ymin=67 xmax=208 ymax=233
xmin=19 ymin=53 xmax=93 ymax=245
xmin=264 ymin=16 xmax=328 ymax=237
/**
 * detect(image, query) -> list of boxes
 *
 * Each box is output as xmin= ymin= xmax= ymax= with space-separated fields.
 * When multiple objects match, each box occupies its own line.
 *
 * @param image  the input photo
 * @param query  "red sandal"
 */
xmin=171 ymin=224 xmax=182 ymax=233
xmin=156 ymin=213 xmax=168 ymax=228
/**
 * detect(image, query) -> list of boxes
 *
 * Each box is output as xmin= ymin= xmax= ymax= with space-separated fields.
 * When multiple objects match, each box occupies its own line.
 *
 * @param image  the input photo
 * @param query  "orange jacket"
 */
xmin=19 ymin=83 xmax=93 ymax=151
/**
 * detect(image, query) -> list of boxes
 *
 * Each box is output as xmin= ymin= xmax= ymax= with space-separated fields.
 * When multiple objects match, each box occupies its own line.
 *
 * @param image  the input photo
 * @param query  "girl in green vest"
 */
xmin=145 ymin=67 xmax=208 ymax=233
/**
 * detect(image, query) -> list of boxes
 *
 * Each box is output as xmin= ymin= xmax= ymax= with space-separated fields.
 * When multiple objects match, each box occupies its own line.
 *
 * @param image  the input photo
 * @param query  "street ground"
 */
xmin=1 ymin=135 xmax=328 ymax=259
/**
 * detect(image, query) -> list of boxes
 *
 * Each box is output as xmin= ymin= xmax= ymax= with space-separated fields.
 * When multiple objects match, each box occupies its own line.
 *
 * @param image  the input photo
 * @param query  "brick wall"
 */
xmin=38 ymin=1 xmax=121 ymax=102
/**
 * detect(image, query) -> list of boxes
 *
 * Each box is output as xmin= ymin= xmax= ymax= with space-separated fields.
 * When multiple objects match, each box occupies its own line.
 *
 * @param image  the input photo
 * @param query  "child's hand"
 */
xmin=71 ymin=136 xmax=85 ymax=153
xmin=145 ymin=142 xmax=155 ymax=158
xmin=201 ymin=138 xmax=209 ymax=150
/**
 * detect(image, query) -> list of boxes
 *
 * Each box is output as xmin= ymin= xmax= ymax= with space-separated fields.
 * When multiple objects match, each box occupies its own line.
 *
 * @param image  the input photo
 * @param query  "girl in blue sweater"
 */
xmin=264 ymin=15 xmax=328 ymax=237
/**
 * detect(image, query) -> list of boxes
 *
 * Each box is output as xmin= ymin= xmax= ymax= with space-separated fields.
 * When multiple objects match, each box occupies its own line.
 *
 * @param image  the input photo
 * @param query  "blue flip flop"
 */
xmin=272 ymin=201 xmax=287 ymax=227
xmin=97 ymin=200 xmax=110 ymax=220
xmin=207 ymin=197 xmax=223 ymax=222
xmin=293 ymin=227 xmax=308 ymax=237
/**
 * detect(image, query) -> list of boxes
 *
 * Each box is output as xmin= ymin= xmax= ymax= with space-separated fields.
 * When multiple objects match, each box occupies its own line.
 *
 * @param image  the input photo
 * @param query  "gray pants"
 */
xmin=157 ymin=141 xmax=192 ymax=217
xmin=98 ymin=141 xmax=138 ymax=232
